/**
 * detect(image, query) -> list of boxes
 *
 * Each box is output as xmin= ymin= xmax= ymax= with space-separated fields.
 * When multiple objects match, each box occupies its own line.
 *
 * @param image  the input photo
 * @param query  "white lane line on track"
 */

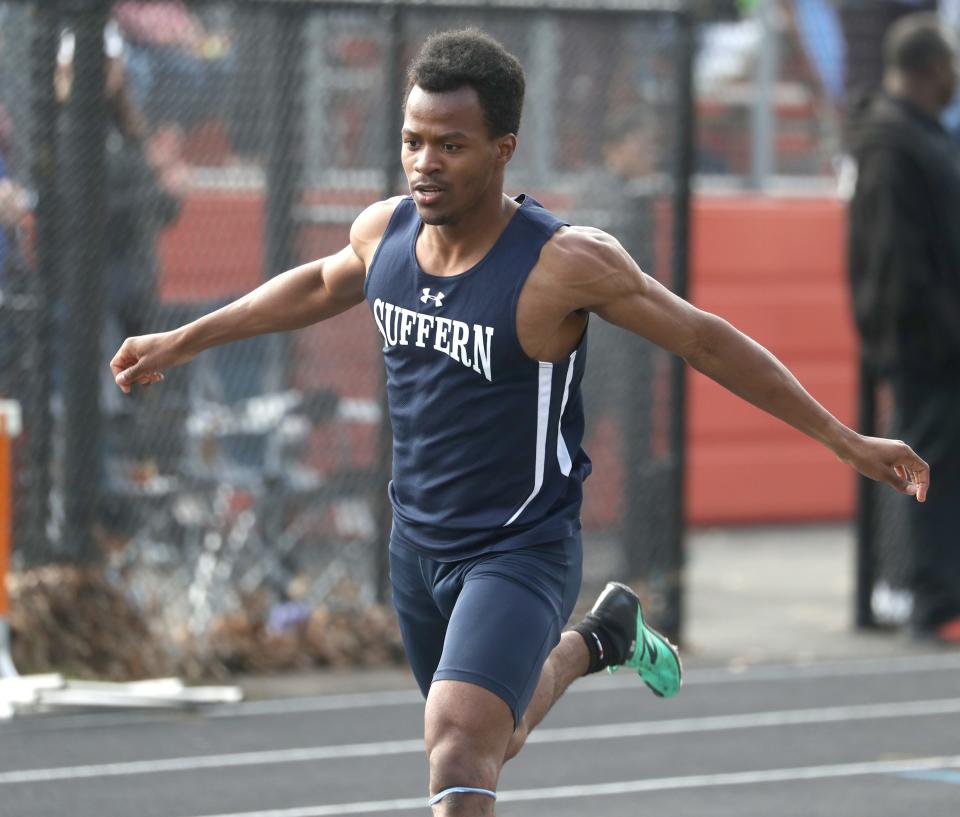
xmin=181 ymin=755 xmax=960 ymax=817
xmin=4 ymin=652 xmax=960 ymax=733
xmin=210 ymin=652 xmax=960 ymax=716
xmin=5 ymin=696 xmax=960 ymax=786
xmin=898 ymin=769 xmax=960 ymax=785
xmin=0 ymin=738 xmax=425 ymax=785
xmin=525 ymin=697 xmax=960 ymax=745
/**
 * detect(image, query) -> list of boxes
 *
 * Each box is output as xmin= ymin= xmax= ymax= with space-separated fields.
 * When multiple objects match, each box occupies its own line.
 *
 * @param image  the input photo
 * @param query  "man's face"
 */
xmin=931 ymin=45 xmax=960 ymax=110
xmin=944 ymin=53 xmax=960 ymax=108
xmin=401 ymin=85 xmax=514 ymax=226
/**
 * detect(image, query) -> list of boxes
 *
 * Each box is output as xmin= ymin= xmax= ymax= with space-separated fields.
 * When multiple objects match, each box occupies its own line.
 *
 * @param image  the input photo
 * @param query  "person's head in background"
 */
xmin=883 ymin=12 xmax=959 ymax=119
xmin=602 ymin=109 xmax=658 ymax=181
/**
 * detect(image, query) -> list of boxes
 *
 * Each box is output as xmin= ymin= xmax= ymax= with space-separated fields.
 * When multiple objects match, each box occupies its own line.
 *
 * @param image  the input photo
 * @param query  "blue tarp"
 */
xmin=793 ymin=0 xmax=846 ymax=103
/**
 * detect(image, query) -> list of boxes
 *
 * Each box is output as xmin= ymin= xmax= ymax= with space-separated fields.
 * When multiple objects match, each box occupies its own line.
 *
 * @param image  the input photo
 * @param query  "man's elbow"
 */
xmin=680 ymin=312 xmax=730 ymax=370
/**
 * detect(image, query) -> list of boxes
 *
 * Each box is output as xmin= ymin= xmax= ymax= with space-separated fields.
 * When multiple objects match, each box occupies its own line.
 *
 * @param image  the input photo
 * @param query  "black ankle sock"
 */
xmin=572 ymin=617 xmax=614 ymax=675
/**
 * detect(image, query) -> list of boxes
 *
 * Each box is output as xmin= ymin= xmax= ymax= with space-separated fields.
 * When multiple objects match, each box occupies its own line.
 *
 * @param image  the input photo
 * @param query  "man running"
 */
xmin=111 ymin=29 xmax=929 ymax=817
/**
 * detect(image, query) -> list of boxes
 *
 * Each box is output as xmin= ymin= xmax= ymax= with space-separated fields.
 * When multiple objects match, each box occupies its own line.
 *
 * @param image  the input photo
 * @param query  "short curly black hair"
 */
xmin=405 ymin=29 xmax=525 ymax=137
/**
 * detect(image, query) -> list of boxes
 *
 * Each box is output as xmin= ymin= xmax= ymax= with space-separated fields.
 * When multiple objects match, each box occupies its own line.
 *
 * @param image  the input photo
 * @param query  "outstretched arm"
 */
xmin=110 ymin=198 xmax=397 ymax=393
xmin=546 ymin=227 xmax=929 ymax=501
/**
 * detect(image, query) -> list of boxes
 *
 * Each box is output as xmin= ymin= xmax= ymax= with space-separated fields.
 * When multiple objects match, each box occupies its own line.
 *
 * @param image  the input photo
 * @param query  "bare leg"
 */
xmin=425 ymin=680 xmax=512 ymax=817
xmin=425 ymin=634 xmax=588 ymax=816
xmin=504 ymin=630 xmax=589 ymax=761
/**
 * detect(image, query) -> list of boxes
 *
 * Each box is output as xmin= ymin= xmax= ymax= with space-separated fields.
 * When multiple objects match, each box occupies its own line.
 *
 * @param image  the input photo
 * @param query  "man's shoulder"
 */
xmin=528 ymin=225 xmax=640 ymax=311
xmin=539 ymin=225 xmax=624 ymax=278
xmin=351 ymin=196 xmax=408 ymax=243
xmin=853 ymin=95 xmax=943 ymax=156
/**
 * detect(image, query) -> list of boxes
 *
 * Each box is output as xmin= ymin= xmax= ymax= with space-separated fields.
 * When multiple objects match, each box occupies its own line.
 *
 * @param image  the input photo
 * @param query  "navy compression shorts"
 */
xmin=389 ymin=533 xmax=583 ymax=726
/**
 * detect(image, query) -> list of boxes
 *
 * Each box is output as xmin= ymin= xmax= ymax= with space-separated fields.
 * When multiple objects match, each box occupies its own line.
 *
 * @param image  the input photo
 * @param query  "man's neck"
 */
xmin=419 ymin=193 xmax=519 ymax=270
xmin=884 ymin=73 xmax=944 ymax=121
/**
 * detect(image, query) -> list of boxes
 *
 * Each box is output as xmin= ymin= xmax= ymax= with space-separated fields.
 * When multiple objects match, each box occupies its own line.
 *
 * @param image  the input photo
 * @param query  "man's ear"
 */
xmin=495 ymin=133 xmax=517 ymax=166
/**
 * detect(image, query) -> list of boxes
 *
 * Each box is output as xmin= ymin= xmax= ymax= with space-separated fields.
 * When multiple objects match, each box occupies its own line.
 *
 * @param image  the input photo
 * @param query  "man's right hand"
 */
xmin=110 ymin=331 xmax=195 ymax=394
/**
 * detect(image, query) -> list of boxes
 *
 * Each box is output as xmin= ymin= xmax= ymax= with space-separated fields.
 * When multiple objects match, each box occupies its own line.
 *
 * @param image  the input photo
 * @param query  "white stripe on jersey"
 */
xmin=503 ymin=362 xmax=553 ymax=526
xmin=556 ymin=351 xmax=577 ymax=477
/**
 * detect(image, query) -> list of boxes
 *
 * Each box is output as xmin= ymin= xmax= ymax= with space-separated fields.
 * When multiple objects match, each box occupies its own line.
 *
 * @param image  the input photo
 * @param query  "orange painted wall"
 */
xmin=686 ymin=196 xmax=857 ymax=524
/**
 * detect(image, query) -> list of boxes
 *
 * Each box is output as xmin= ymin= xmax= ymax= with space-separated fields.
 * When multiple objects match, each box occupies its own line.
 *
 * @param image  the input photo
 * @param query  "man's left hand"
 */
xmin=841 ymin=435 xmax=930 ymax=502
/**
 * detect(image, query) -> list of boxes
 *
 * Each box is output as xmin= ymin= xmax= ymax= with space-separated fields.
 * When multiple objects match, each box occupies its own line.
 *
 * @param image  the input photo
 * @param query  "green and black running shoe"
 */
xmin=587 ymin=581 xmax=682 ymax=699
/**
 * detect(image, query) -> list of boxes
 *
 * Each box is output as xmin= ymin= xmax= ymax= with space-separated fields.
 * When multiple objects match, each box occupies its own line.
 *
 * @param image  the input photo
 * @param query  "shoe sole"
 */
xmin=603 ymin=582 xmax=683 ymax=699
xmin=630 ymin=602 xmax=683 ymax=698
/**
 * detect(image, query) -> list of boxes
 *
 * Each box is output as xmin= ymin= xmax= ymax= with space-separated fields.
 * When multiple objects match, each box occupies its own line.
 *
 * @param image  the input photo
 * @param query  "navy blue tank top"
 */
xmin=364 ymin=195 xmax=591 ymax=560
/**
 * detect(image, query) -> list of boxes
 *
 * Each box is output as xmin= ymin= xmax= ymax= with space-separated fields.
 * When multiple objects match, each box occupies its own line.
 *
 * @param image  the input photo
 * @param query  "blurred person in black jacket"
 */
xmin=848 ymin=12 xmax=960 ymax=643
xmin=101 ymin=55 xmax=186 ymax=357
xmin=58 ymin=32 xmax=186 ymax=538
xmin=56 ymin=32 xmax=186 ymax=383
xmin=100 ymin=53 xmax=186 ymax=534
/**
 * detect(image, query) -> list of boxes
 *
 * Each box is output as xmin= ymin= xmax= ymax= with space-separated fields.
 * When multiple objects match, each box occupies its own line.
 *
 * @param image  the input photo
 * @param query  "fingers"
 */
xmin=110 ymin=341 xmax=139 ymax=393
xmin=115 ymin=366 xmax=164 ymax=394
xmin=888 ymin=447 xmax=930 ymax=503
xmin=132 ymin=372 xmax=164 ymax=386
xmin=908 ymin=459 xmax=930 ymax=503
xmin=884 ymin=467 xmax=912 ymax=496
xmin=902 ymin=450 xmax=930 ymax=503
xmin=113 ymin=356 xmax=143 ymax=394
xmin=111 ymin=339 xmax=164 ymax=394
xmin=109 ymin=353 xmax=131 ymax=380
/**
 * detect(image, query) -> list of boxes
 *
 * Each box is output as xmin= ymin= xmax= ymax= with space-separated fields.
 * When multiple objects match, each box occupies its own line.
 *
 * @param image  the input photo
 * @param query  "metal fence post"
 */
xmin=855 ymin=358 xmax=878 ymax=629
xmin=262 ymin=4 xmax=306 ymax=390
xmin=749 ymin=0 xmax=781 ymax=190
xmin=374 ymin=3 xmax=405 ymax=605
xmin=60 ymin=0 xmax=109 ymax=564
xmin=664 ymin=4 xmax=696 ymax=645
xmin=18 ymin=0 xmax=62 ymax=568
xmin=263 ymin=5 xmax=304 ymax=283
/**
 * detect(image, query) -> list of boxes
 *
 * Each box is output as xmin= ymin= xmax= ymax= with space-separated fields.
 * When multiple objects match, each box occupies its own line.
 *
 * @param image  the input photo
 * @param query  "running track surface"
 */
xmin=3 ymin=653 xmax=960 ymax=817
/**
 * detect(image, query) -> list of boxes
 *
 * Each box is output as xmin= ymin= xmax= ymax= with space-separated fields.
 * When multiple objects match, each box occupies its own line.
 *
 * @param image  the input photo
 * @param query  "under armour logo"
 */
xmin=420 ymin=288 xmax=445 ymax=307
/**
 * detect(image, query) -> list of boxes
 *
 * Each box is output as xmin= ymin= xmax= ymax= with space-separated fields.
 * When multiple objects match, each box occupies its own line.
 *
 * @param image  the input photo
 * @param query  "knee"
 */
xmin=427 ymin=716 xmax=502 ymax=793
xmin=425 ymin=680 xmax=515 ymax=797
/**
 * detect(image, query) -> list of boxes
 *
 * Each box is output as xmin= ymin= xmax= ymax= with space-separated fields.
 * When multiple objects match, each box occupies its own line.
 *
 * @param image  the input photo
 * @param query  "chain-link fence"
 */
xmin=694 ymin=1 xmax=946 ymax=187
xmin=0 ymin=0 xmax=694 ymax=675
xmin=696 ymin=0 xmax=843 ymax=182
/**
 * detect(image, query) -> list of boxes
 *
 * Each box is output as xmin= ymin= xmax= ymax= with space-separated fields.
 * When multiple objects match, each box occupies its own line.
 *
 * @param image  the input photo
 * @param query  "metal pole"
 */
xmin=19 ymin=0 xmax=62 ymax=567
xmin=749 ymin=0 xmax=780 ymax=190
xmin=526 ymin=15 xmax=559 ymax=181
xmin=663 ymin=5 xmax=696 ymax=646
xmin=373 ymin=5 xmax=404 ymax=605
xmin=381 ymin=7 xmax=404 ymax=199
xmin=621 ymin=284 xmax=654 ymax=584
xmin=262 ymin=4 xmax=306 ymax=390
xmin=264 ymin=7 xmax=305 ymax=278
xmin=855 ymin=359 xmax=878 ymax=629
xmin=60 ymin=0 xmax=109 ymax=564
